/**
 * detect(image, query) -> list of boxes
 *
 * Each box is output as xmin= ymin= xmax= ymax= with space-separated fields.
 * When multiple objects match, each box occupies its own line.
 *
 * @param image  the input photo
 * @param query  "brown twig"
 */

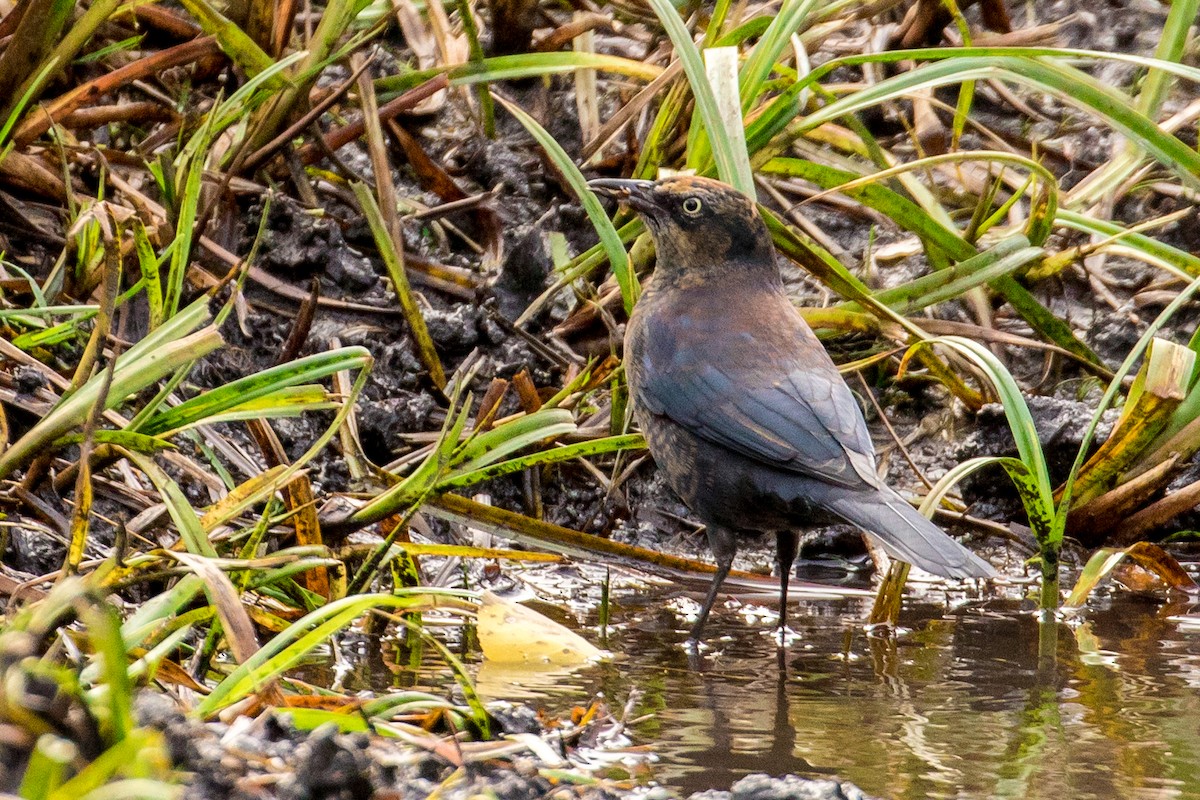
xmin=14 ymin=37 xmax=223 ymax=145
xmin=291 ymin=76 xmax=450 ymax=167
xmin=856 ymin=372 xmax=936 ymax=492
xmin=241 ymin=52 xmax=378 ymax=173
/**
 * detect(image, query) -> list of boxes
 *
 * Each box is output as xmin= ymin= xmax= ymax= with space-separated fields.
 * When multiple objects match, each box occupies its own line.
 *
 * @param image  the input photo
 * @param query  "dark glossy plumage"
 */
xmin=589 ymin=175 xmax=995 ymax=644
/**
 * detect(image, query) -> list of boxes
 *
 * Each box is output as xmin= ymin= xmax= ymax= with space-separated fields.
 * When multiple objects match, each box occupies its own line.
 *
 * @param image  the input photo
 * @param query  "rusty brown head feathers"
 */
xmin=588 ymin=175 xmax=775 ymax=288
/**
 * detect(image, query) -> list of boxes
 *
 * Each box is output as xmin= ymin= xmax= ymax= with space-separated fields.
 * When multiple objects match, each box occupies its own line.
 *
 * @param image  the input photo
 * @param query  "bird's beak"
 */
xmin=587 ymin=178 xmax=658 ymax=214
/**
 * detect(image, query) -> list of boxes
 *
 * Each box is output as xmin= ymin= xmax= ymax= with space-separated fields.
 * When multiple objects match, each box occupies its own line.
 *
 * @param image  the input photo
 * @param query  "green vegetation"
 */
xmin=0 ymin=0 xmax=1198 ymax=792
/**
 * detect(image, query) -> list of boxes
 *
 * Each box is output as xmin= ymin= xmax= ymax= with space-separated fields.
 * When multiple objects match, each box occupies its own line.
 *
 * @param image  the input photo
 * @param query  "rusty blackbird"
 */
xmin=589 ymin=175 xmax=996 ymax=644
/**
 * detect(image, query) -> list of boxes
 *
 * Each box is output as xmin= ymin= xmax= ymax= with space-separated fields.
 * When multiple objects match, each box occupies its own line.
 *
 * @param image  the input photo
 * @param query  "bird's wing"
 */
xmin=636 ymin=355 xmax=881 ymax=489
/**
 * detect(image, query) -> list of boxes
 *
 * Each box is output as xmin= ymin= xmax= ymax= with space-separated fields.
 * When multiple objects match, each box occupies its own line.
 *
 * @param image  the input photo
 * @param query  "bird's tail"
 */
xmin=820 ymin=486 xmax=996 ymax=579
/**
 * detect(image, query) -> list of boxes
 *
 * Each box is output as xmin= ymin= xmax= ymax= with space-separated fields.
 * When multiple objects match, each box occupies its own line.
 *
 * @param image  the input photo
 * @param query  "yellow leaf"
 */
xmin=476 ymin=591 xmax=602 ymax=666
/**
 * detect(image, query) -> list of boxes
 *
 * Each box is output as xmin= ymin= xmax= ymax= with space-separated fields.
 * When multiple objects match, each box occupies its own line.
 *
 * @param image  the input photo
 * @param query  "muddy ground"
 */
xmin=3 ymin=0 xmax=1200 ymax=797
xmin=132 ymin=690 xmax=876 ymax=800
xmin=169 ymin=0 xmax=1199 ymax=577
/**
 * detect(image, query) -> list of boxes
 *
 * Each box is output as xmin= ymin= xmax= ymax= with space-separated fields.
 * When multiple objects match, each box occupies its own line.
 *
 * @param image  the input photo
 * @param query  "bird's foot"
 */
xmin=771 ymin=625 xmax=802 ymax=648
xmin=681 ymin=636 xmax=717 ymax=669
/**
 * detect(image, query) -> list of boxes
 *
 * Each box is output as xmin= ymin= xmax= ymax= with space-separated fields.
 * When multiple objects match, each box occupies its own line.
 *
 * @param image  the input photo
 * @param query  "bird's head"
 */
xmin=588 ymin=175 xmax=778 ymax=289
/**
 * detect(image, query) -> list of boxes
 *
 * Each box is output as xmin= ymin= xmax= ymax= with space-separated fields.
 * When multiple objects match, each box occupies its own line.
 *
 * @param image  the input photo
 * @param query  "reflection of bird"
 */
xmin=588 ymin=175 xmax=996 ymax=644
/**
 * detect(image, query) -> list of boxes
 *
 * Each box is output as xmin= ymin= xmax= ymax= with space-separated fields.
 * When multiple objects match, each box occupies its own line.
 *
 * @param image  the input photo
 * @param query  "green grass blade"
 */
xmin=855 ymin=240 xmax=1042 ymax=317
xmin=453 ymin=0 xmax=494 ymax=137
xmin=443 ymin=433 xmax=644 ymax=489
xmin=769 ymin=56 xmax=1200 ymax=189
xmin=123 ymin=450 xmax=217 ymax=558
xmin=178 ymin=0 xmax=285 ymax=86
xmin=136 ymin=348 xmax=371 ymax=436
xmin=909 ymin=336 xmax=1056 ymax=527
xmin=197 ymin=591 xmax=471 ymax=715
xmin=375 ymin=52 xmax=663 ymax=95
xmin=0 ymin=326 xmax=223 ymax=479
xmin=352 ymin=183 xmax=446 ymax=387
xmin=738 ymin=0 xmax=819 ymax=110
xmin=761 ymin=156 xmax=973 ymax=260
xmin=992 ymin=275 xmax=1105 ymax=367
xmin=1057 ymin=210 xmax=1200 ymax=277
xmin=496 ymin=95 xmax=638 ymax=311
xmin=1136 ymin=0 xmax=1200 ymax=118
xmin=918 ymin=454 xmax=1041 ymax=522
xmin=642 ymin=0 xmax=750 ymax=194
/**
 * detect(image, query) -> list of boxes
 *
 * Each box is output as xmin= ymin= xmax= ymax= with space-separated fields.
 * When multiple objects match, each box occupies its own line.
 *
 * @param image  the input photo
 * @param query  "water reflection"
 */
xmin=353 ymin=589 xmax=1200 ymax=799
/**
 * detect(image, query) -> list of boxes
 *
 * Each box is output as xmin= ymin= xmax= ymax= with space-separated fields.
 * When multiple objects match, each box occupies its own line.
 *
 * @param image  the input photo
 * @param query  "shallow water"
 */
xmin=594 ymin=589 xmax=1200 ymax=799
xmin=360 ymin=584 xmax=1200 ymax=799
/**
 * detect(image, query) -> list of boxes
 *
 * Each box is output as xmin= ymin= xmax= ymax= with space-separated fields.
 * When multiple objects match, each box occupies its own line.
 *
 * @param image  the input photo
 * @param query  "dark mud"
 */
xmin=3 ymin=1 xmax=1200 ymax=797
xmin=0 ymin=0 xmax=1185 ymax=583
xmin=132 ymin=691 xmax=871 ymax=800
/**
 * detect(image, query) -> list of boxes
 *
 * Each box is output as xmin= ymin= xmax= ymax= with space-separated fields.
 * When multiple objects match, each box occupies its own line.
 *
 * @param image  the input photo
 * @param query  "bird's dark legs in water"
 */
xmin=775 ymin=530 xmax=800 ymax=635
xmin=688 ymin=528 xmax=802 ymax=646
xmin=688 ymin=526 xmax=738 ymax=645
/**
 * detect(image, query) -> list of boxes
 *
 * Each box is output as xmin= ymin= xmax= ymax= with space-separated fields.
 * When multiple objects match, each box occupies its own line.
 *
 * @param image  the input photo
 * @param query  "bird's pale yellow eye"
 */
xmin=682 ymin=197 xmax=703 ymax=215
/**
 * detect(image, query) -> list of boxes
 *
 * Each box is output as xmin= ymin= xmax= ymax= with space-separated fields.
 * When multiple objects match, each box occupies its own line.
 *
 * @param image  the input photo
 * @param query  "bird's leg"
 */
xmin=774 ymin=530 xmax=800 ymax=637
xmin=688 ymin=526 xmax=738 ymax=645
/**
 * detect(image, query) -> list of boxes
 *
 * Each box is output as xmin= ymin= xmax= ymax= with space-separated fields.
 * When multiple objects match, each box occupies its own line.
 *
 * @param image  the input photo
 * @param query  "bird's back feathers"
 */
xmin=629 ymin=282 xmax=880 ymax=489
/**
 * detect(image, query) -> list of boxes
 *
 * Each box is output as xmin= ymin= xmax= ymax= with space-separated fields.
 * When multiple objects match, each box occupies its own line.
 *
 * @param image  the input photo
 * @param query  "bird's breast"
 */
xmin=628 ymin=286 xmax=805 ymax=380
